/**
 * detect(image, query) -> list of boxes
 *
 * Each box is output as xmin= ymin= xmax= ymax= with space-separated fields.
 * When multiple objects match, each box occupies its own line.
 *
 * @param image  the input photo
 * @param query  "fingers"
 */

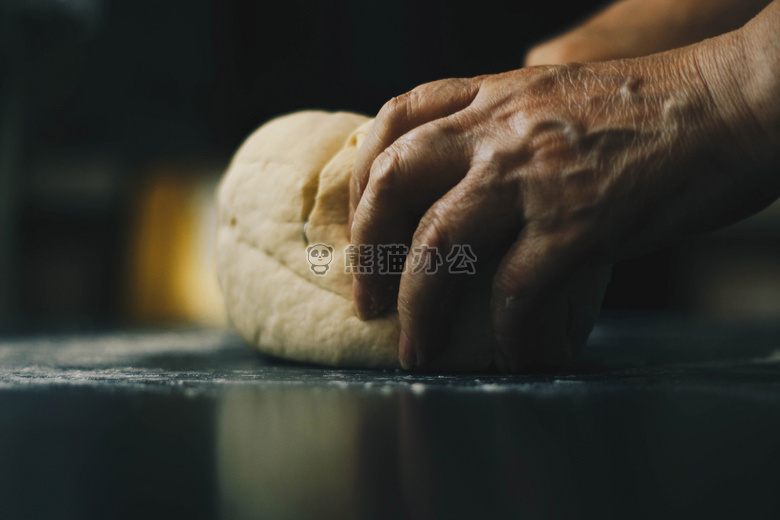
xmin=349 ymin=78 xmax=480 ymax=228
xmin=490 ymin=226 xmax=593 ymax=373
xmin=351 ymin=118 xmax=472 ymax=319
xmin=397 ymin=171 xmax=519 ymax=368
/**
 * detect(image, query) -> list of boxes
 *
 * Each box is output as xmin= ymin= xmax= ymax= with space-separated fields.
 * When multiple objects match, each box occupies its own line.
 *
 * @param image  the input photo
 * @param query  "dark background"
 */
xmin=0 ymin=0 xmax=776 ymax=331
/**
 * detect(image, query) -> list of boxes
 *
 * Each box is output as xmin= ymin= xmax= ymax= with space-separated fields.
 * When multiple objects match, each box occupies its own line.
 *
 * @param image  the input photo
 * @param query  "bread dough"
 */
xmin=216 ymin=111 xmax=611 ymax=370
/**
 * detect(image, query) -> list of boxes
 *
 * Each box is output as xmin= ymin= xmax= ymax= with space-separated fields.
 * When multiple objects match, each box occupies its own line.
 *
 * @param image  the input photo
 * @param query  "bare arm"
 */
xmin=526 ymin=0 xmax=772 ymax=65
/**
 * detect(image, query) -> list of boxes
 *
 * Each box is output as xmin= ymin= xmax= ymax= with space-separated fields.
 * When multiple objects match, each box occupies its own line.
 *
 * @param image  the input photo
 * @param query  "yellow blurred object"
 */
xmin=126 ymin=165 xmax=227 ymax=326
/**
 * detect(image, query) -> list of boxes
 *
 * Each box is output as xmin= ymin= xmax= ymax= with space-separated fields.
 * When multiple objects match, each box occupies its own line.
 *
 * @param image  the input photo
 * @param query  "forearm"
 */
xmin=526 ymin=0 xmax=772 ymax=65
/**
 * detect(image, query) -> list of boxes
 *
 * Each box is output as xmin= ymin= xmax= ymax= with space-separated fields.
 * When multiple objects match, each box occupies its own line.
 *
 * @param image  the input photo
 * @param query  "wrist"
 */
xmin=690 ymin=9 xmax=780 ymax=198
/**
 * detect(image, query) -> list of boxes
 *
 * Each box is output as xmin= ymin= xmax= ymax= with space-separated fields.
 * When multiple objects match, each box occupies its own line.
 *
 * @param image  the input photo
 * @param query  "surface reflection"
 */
xmin=215 ymin=378 xmax=780 ymax=519
xmin=217 ymin=388 xmax=385 ymax=519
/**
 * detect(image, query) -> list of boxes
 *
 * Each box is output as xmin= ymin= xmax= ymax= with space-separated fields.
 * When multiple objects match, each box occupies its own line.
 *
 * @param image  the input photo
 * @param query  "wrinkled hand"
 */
xmin=349 ymin=41 xmax=775 ymax=372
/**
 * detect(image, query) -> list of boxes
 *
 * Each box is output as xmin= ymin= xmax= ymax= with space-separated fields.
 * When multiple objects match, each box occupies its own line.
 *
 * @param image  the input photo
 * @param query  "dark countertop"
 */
xmin=1 ymin=313 xmax=779 ymax=520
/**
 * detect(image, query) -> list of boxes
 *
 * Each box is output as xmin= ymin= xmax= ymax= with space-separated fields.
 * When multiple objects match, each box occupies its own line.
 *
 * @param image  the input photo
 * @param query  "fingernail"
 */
xmin=399 ymin=330 xmax=417 ymax=369
xmin=353 ymin=278 xmax=381 ymax=319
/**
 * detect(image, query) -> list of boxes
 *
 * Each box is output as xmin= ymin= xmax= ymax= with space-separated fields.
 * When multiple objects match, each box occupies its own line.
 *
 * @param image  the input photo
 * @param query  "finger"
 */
xmin=349 ymin=78 xmax=480 ymax=224
xmin=490 ymin=226 xmax=592 ymax=373
xmin=351 ymin=118 xmax=472 ymax=319
xmin=397 ymin=170 xmax=520 ymax=368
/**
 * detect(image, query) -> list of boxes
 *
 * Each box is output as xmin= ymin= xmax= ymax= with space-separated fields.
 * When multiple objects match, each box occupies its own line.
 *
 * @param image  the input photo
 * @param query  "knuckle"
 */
xmin=368 ymin=148 xmax=402 ymax=198
xmin=467 ymin=162 xmax=504 ymax=192
xmin=411 ymin=118 xmax=458 ymax=144
xmin=410 ymin=79 xmax=445 ymax=100
xmin=379 ymin=91 xmax=415 ymax=126
xmin=425 ymin=77 xmax=474 ymax=99
xmin=414 ymin=206 xmax=453 ymax=252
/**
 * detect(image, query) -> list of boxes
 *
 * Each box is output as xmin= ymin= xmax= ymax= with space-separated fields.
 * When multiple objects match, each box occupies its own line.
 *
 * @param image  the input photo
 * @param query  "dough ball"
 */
xmin=216 ymin=110 xmax=611 ymax=370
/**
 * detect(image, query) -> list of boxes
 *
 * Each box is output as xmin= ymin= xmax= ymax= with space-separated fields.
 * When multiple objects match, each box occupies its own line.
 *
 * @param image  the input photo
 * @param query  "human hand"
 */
xmin=349 ymin=32 xmax=777 ymax=372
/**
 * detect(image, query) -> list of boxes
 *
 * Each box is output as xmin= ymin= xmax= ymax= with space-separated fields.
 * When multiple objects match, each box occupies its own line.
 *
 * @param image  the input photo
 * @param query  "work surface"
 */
xmin=1 ymin=313 xmax=779 ymax=520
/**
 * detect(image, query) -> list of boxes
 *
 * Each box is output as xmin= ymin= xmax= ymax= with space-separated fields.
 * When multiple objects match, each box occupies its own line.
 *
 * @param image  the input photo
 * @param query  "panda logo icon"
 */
xmin=306 ymin=243 xmax=334 ymax=276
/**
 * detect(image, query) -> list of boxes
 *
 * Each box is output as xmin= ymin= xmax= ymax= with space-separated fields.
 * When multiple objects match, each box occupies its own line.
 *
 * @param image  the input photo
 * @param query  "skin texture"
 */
xmin=349 ymin=0 xmax=780 ymax=372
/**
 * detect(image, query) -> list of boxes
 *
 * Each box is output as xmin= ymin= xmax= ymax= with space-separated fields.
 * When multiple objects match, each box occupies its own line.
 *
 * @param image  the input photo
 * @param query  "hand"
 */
xmin=349 ymin=29 xmax=777 ymax=372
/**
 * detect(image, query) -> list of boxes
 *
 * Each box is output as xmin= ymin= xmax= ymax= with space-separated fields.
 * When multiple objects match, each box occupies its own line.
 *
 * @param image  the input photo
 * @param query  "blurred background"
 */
xmin=0 ymin=0 xmax=777 ymax=333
